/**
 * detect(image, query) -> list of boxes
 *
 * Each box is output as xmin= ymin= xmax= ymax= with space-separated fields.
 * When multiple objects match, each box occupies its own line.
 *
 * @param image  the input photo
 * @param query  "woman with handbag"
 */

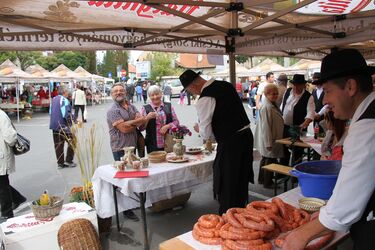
xmin=140 ymin=85 xmax=180 ymax=153
xmin=0 ymin=109 xmax=27 ymax=220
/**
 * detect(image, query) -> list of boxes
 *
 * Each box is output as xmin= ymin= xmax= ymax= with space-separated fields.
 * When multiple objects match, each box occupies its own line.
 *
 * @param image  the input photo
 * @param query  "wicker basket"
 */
xmin=58 ymin=218 xmax=102 ymax=250
xmin=148 ymin=151 xmax=167 ymax=163
xmin=30 ymin=196 xmax=64 ymax=220
xmin=299 ymin=197 xmax=326 ymax=213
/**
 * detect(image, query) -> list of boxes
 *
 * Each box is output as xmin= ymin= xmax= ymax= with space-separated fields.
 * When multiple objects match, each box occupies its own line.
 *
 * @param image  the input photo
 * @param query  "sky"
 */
xmin=96 ymin=50 xmax=143 ymax=64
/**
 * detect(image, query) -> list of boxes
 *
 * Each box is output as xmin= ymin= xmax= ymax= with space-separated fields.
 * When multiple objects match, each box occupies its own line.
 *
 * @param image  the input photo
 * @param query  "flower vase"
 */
xmin=173 ymin=138 xmax=186 ymax=159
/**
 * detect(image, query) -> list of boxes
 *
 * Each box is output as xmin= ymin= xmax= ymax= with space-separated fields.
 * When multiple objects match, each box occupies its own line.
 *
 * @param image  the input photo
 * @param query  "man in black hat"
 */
xmin=179 ymin=70 xmax=254 ymax=214
xmin=276 ymin=73 xmax=288 ymax=107
xmin=280 ymin=74 xmax=315 ymax=165
xmin=311 ymin=72 xmax=328 ymax=125
xmin=282 ymin=49 xmax=375 ymax=250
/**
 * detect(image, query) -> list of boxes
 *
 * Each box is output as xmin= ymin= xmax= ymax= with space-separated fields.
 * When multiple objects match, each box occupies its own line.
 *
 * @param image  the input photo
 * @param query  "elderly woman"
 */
xmin=140 ymin=85 xmax=180 ymax=153
xmin=254 ymin=84 xmax=284 ymax=188
xmin=0 ymin=109 xmax=26 ymax=220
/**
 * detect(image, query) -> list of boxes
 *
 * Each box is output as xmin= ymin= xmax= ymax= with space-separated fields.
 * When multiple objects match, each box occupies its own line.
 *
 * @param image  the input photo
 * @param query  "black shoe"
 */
xmin=58 ymin=163 xmax=68 ymax=169
xmin=12 ymin=197 xmax=27 ymax=210
xmin=64 ymin=162 xmax=77 ymax=168
xmin=123 ymin=210 xmax=139 ymax=221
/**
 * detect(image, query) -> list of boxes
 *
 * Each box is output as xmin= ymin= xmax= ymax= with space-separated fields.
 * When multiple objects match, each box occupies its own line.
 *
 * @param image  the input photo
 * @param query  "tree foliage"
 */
xmin=98 ymin=50 xmax=128 ymax=78
xmin=147 ymin=52 xmax=179 ymax=81
xmin=0 ymin=51 xmax=43 ymax=70
xmin=235 ymin=55 xmax=249 ymax=64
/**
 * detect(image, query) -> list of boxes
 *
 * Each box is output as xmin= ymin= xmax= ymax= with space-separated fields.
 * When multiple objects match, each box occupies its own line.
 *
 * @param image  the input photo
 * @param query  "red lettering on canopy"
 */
xmin=87 ymin=1 xmax=202 ymax=19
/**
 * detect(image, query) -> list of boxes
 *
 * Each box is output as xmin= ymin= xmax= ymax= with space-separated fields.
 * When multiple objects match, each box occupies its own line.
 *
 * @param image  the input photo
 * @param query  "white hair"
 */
xmin=147 ymin=85 xmax=162 ymax=97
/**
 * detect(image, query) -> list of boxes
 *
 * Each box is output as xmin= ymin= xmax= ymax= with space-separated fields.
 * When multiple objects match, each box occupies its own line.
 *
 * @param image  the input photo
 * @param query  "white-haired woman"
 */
xmin=140 ymin=85 xmax=180 ymax=153
xmin=254 ymin=84 xmax=284 ymax=188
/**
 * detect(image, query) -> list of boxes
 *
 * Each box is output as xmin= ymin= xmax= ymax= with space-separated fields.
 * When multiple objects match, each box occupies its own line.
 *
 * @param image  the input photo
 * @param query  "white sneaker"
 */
xmin=64 ymin=162 xmax=77 ymax=168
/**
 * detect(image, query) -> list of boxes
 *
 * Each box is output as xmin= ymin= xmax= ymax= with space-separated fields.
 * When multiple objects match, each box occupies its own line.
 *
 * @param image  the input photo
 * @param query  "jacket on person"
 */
xmin=0 ymin=109 xmax=17 ymax=175
xmin=49 ymin=95 xmax=74 ymax=133
xmin=73 ymin=88 xmax=86 ymax=106
xmin=255 ymin=97 xmax=284 ymax=158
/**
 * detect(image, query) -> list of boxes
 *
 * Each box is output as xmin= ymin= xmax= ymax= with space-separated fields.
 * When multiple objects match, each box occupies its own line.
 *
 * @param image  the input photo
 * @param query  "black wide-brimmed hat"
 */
xmin=311 ymin=72 xmax=321 ymax=85
xmin=290 ymin=74 xmax=307 ymax=85
xmin=316 ymin=49 xmax=375 ymax=84
xmin=179 ymin=70 xmax=202 ymax=90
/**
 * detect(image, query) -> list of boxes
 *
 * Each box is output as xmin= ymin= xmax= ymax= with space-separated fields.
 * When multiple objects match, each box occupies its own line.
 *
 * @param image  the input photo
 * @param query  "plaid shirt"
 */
xmin=141 ymin=102 xmax=179 ymax=148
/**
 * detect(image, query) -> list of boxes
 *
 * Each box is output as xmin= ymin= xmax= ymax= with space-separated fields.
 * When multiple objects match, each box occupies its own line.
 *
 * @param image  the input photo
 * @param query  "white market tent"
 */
xmin=0 ymin=60 xmax=42 ymax=122
xmin=212 ymin=63 xmax=250 ymax=77
xmin=0 ymin=0 xmax=374 ymax=86
xmin=247 ymin=58 xmax=286 ymax=76
xmin=283 ymin=59 xmax=322 ymax=75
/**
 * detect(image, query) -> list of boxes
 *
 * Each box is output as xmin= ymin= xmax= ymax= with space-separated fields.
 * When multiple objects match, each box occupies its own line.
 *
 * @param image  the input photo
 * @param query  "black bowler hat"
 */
xmin=316 ymin=49 xmax=375 ymax=84
xmin=311 ymin=72 xmax=321 ymax=85
xmin=290 ymin=74 xmax=307 ymax=85
xmin=179 ymin=70 xmax=202 ymax=90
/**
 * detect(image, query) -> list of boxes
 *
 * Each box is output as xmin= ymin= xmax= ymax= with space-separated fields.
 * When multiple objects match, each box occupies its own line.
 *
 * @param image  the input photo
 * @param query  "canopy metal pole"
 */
xmin=16 ymin=77 xmax=20 ymax=123
xmin=229 ymin=52 xmax=236 ymax=86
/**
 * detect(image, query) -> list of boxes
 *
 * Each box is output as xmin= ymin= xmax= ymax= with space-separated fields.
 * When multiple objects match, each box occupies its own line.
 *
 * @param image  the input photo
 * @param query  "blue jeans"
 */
xmin=112 ymin=150 xmax=125 ymax=161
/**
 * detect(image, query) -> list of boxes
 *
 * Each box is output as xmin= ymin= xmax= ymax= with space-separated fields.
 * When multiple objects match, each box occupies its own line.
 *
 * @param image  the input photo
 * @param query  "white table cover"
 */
xmin=301 ymin=135 xmax=322 ymax=155
xmin=92 ymin=153 xmax=215 ymax=218
xmin=176 ymin=187 xmax=347 ymax=250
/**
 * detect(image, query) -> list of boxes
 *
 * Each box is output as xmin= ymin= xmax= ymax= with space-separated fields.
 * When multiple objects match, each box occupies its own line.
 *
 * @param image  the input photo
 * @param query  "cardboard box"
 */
xmin=0 ymin=202 xmax=97 ymax=250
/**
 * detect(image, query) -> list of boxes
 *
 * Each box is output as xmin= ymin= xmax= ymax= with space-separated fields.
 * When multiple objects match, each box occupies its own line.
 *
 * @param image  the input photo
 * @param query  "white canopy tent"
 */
xmin=0 ymin=1 xmax=374 ymax=86
xmin=283 ymin=59 xmax=322 ymax=75
xmin=247 ymin=58 xmax=286 ymax=76
xmin=212 ymin=63 xmax=250 ymax=77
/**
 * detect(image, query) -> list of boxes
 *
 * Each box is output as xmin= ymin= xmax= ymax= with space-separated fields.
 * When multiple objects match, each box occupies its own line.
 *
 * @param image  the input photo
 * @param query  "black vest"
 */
xmin=144 ymin=103 xmax=172 ymax=153
xmin=350 ymin=98 xmax=375 ymax=250
xmin=199 ymin=80 xmax=249 ymax=143
xmin=312 ymin=88 xmax=325 ymax=113
xmin=281 ymin=88 xmax=311 ymax=126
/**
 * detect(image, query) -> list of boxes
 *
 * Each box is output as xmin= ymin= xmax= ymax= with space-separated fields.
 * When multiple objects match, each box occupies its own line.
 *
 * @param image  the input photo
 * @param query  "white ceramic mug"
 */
xmin=132 ymin=160 xmax=141 ymax=170
xmin=141 ymin=158 xmax=149 ymax=168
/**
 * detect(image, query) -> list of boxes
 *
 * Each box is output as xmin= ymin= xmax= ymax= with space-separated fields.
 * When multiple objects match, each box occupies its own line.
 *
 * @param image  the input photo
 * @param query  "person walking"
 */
xmin=180 ymin=70 xmax=254 ymax=215
xmin=106 ymin=83 xmax=146 ymax=221
xmin=135 ymin=84 xmax=142 ymax=102
xmin=142 ymin=83 xmax=148 ymax=104
xmin=0 ymin=109 xmax=27 ymax=221
xmin=163 ymin=83 xmax=172 ymax=103
xmin=73 ymin=84 xmax=87 ymax=122
xmin=49 ymin=85 xmax=76 ymax=169
xmin=282 ymin=49 xmax=375 ymax=250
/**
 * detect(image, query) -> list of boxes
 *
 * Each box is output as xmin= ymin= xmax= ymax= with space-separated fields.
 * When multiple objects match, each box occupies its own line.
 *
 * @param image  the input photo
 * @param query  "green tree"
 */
xmin=235 ymin=55 xmax=249 ymax=64
xmin=148 ymin=52 xmax=177 ymax=81
xmin=0 ymin=51 xmax=43 ymax=70
xmin=99 ymin=50 xmax=128 ymax=78
xmin=55 ymin=51 xmax=87 ymax=70
xmin=82 ymin=51 xmax=97 ymax=74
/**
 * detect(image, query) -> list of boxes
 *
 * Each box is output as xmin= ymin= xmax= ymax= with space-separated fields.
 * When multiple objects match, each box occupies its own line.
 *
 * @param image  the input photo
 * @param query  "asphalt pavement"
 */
xmin=7 ymin=97 xmax=352 ymax=250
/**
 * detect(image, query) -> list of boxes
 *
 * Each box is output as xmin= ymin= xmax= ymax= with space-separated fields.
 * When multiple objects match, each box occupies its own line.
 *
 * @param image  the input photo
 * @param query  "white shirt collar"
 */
xmin=352 ymin=91 xmax=375 ymax=122
xmin=201 ymin=78 xmax=215 ymax=91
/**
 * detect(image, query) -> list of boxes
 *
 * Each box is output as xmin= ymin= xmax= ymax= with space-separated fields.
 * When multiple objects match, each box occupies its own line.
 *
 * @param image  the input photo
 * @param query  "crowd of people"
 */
xmin=0 ymin=49 xmax=374 ymax=249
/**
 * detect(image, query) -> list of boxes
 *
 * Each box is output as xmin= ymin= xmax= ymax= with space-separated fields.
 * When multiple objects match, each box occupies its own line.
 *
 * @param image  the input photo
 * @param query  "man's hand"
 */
xmin=193 ymin=123 xmax=199 ymax=133
xmin=314 ymin=114 xmax=322 ymax=121
xmin=282 ymin=230 xmax=308 ymax=250
xmin=300 ymin=119 xmax=312 ymax=130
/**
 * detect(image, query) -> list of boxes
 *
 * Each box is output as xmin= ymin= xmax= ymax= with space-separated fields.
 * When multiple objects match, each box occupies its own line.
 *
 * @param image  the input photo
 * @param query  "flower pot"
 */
xmin=173 ymin=138 xmax=186 ymax=159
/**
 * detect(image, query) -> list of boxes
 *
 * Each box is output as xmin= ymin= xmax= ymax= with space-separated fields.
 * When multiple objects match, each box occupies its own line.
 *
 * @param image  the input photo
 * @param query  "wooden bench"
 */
xmin=262 ymin=164 xmax=294 ymax=196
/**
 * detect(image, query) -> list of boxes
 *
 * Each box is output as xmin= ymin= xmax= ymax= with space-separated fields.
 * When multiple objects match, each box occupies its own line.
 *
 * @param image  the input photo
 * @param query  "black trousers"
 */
xmin=52 ymin=131 xmax=74 ymax=165
xmin=74 ymin=105 xmax=85 ymax=121
xmin=215 ymin=128 xmax=254 ymax=215
xmin=0 ymin=175 xmax=25 ymax=217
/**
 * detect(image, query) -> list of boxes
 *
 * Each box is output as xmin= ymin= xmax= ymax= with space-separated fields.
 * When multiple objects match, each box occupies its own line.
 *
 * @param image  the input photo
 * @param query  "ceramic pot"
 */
xmin=173 ymin=138 xmax=186 ymax=159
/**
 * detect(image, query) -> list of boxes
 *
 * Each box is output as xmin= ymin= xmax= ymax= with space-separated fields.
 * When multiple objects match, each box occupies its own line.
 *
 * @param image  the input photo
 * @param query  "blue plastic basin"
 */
xmin=290 ymin=160 xmax=342 ymax=200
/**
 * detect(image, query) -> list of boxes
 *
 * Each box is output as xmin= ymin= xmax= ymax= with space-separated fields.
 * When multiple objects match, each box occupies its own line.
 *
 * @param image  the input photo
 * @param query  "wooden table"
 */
xmin=276 ymin=137 xmax=318 ymax=165
xmin=263 ymin=163 xmax=294 ymax=196
xmin=159 ymin=188 xmax=349 ymax=250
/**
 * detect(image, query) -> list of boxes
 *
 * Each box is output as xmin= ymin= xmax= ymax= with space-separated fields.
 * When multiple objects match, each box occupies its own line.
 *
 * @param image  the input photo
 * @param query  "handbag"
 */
xmin=10 ymin=123 xmax=30 ymax=155
xmin=164 ymin=133 xmax=175 ymax=153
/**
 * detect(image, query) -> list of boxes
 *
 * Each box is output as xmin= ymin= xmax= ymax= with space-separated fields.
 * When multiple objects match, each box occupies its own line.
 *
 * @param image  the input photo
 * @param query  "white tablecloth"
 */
xmin=176 ymin=187 xmax=347 ymax=250
xmin=301 ymin=135 xmax=322 ymax=155
xmin=92 ymin=153 xmax=215 ymax=218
